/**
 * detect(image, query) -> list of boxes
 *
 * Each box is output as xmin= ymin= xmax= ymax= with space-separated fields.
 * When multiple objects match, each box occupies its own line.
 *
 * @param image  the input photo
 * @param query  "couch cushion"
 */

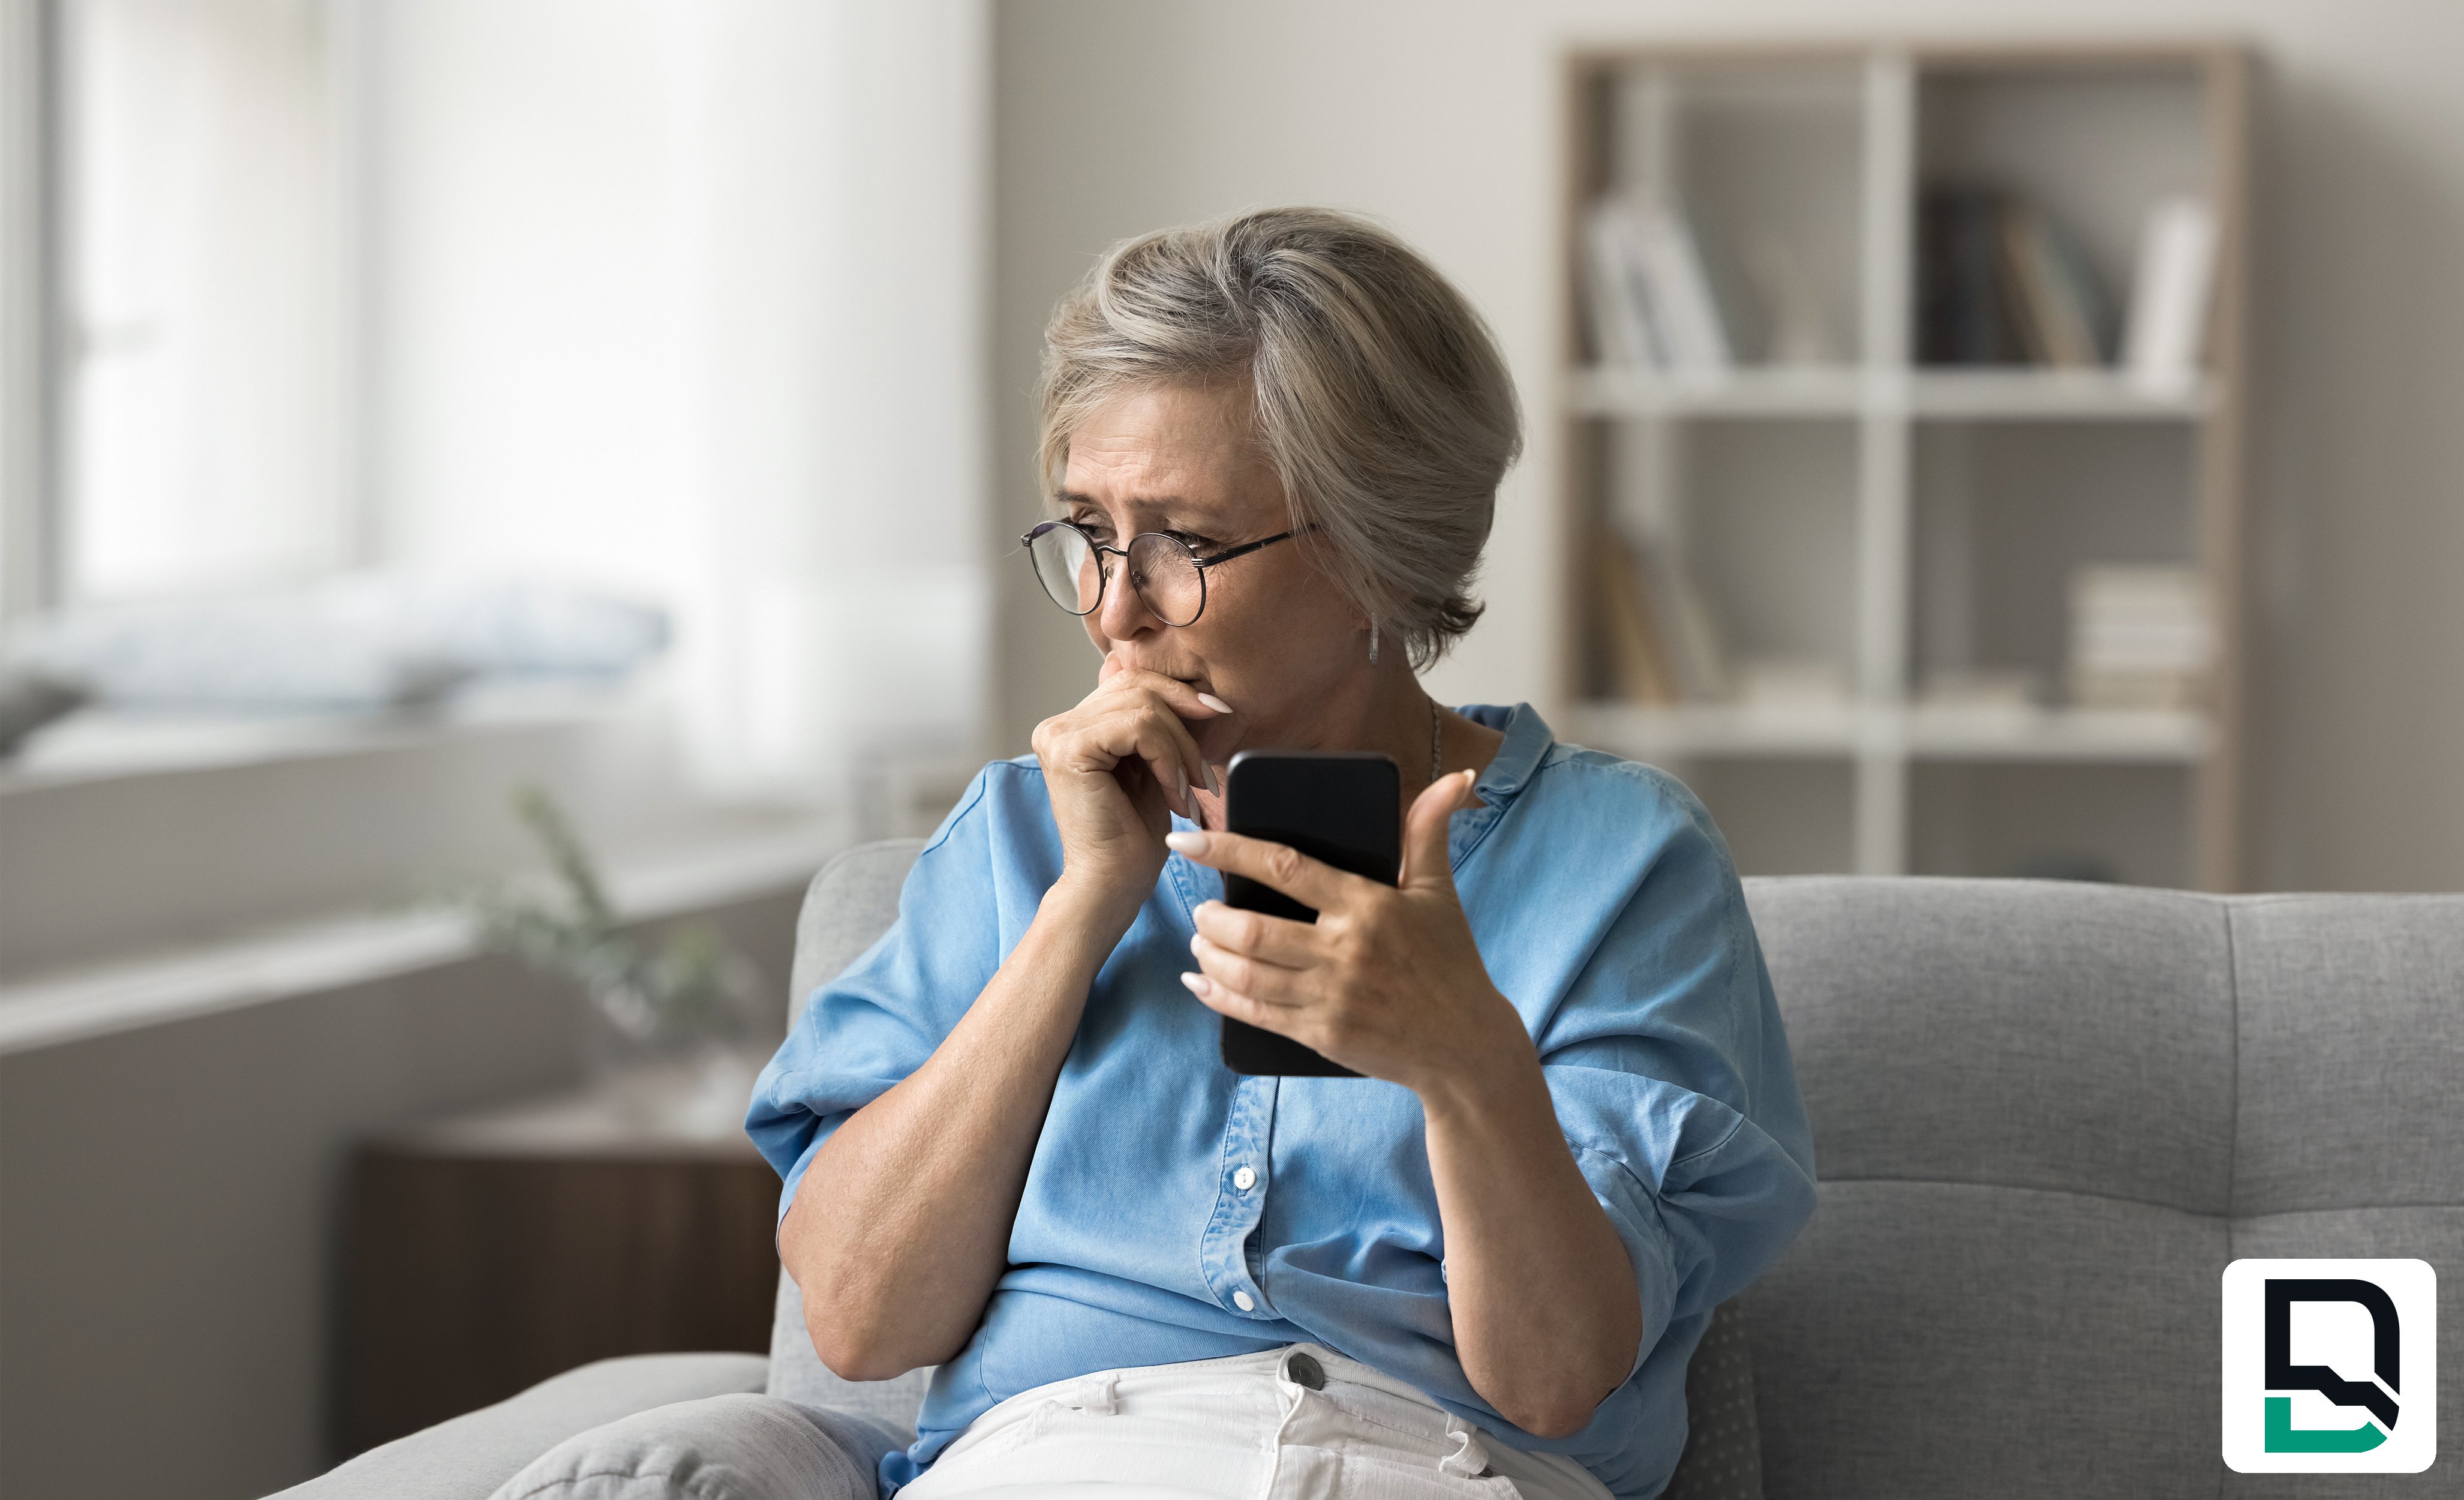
xmin=487 ymin=1391 xmax=903 ymax=1500
xmin=1741 ymin=877 xmax=2238 ymax=1499
xmin=1746 ymin=1181 xmax=2223 ymax=1499
xmin=1660 ymin=1298 xmax=1765 ymax=1500
xmin=272 ymin=1354 xmax=770 ymax=1500
xmin=1743 ymin=877 xmax=2464 ymax=1500
xmin=2227 ymin=894 xmax=2464 ymax=1214
xmin=1742 ymin=877 xmax=2235 ymax=1214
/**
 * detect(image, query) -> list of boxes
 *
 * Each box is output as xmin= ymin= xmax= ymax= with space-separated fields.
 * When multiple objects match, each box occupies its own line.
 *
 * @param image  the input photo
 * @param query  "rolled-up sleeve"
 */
xmin=744 ymin=769 xmax=1009 ymax=1221
xmin=1534 ymin=798 xmax=1819 ymax=1378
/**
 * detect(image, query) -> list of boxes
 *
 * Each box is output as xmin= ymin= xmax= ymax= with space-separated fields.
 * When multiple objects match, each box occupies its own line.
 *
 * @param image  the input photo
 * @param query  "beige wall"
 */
xmin=990 ymin=0 xmax=2464 ymax=892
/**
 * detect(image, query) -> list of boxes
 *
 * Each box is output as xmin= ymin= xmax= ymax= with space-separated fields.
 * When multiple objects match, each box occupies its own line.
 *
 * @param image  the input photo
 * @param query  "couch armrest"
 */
xmin=266 ymin=1352 xmax=769 ymax=1500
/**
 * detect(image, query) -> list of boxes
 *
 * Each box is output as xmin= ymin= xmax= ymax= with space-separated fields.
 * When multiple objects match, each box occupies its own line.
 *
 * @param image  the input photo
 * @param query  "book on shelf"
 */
xmin=2068 ymin=564 xmax=2210 ymax=710
xmin=1591 ymin=530 xmax=1677 ymax=705
xmin=2000 ymin=200 xmax=2113 ymax=368
xmin=2121 ymin=195 xmax=2216 ymax=385
xmin=1918 ymin=186 xmax=2114 ymax=368
xmin=1583 ymin=200 xmax=1663 ymax=370
xmin=1590 ymin=523 xmax=1730 ymax=704
xmin=1581 ymin=194 xmax=1735 ymax=373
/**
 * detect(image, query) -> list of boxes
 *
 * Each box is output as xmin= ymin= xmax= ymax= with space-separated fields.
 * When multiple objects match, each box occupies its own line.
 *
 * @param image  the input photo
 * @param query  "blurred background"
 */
xmin=1 ymin=1 xmax=2459 ymax=1496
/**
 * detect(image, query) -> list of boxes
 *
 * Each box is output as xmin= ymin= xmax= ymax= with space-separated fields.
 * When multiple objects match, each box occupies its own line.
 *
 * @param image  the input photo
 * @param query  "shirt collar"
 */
xmin=1456 ymin=700 xmax=1552 ymax=805
xmin=1447 ymin=701 xmax=1552 ymax=870
xmin=1164 ymin=701 xmax=1555 ymax=879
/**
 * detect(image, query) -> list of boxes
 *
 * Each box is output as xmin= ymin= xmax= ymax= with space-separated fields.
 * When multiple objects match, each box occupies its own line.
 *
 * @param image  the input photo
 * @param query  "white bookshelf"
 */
xmin=1570 ymin=367 xmax=2216 ymax=422
xmin=1558 ymin=41 xmax=2248 ymax=888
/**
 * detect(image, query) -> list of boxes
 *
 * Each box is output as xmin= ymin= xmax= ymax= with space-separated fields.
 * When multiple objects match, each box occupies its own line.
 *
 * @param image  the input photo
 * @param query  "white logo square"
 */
xmin=2222 ymin=1258 xmax=2436 ymax=1473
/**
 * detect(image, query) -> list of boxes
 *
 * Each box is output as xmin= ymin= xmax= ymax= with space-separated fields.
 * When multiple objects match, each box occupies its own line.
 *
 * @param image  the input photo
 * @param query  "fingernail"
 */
xmin=1180 ymin=971 xmax=1213 ymax=997
xmin=1189 ymin=932 xmax=1206 ymax=957
xmin=1207 ymin=764 xmax=1224 ymax=796
xmin=1197 ymin=693 xmax=1232 ymax=714
xmin=1165 ymin=830 xmax=1206 ymax=856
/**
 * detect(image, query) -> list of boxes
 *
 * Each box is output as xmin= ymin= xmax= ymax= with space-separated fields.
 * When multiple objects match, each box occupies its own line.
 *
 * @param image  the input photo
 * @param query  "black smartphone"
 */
xmin=1217 ymin=750 xmax=1400 ymax=1077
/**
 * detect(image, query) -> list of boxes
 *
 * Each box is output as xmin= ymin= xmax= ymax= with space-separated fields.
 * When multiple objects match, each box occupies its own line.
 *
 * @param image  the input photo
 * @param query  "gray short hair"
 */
xmin=1037 ymin=207 xmax=1521 ymax=669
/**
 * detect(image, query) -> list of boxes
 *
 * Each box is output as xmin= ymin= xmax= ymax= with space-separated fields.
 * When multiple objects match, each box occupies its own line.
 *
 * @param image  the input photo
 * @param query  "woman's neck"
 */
xmin=1195 ymin=661 xmax=1504 ymax=830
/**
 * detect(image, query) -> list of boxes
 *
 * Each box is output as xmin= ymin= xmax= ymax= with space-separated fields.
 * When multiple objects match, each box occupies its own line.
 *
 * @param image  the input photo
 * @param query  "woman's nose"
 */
xmin=1096 ymin=556 xmax=1161 ymax=638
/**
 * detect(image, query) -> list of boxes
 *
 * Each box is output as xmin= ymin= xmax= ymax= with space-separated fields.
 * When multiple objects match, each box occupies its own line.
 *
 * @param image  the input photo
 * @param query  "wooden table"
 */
xmin=335 ymin=1079 xmax=783 ymax=1459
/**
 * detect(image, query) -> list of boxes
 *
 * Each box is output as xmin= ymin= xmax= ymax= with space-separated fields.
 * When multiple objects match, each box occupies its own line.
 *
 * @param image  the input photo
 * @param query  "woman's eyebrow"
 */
xmin=1054 ymin=490 xmax=1223 ymax=525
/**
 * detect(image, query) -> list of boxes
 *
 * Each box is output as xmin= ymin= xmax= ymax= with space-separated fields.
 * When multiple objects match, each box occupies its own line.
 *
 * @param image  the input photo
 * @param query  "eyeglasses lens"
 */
xmin=1030 ymin=525 xmax=1103 ymax=616
xmin=1126 ymin=533 xmax=1203 ymax=626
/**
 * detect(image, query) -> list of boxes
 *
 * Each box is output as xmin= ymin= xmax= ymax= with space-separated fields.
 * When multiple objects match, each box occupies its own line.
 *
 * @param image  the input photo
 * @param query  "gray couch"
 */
xmin=283 ymin=842 xmax=2464 ymax=1499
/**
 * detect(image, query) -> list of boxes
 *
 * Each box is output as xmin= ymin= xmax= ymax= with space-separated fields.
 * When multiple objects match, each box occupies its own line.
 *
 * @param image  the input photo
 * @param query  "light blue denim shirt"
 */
xmin=747 ymin=703 xmax=1817 ymax=1499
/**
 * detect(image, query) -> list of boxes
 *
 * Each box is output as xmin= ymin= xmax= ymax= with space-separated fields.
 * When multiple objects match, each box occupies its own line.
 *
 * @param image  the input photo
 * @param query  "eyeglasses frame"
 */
xmin=1019 ymin=518 xmax=1304 ymax=627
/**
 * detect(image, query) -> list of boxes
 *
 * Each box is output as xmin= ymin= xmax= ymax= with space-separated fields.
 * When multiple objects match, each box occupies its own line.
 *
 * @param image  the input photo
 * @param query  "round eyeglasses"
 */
xmin=1021 ymin=520 xmax=1302 ymax=628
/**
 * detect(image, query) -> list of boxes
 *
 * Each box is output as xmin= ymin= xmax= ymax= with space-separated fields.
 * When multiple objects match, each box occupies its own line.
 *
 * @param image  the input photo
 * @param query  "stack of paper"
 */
xmin=2068 ymin=565 xmax=2210 ymax=710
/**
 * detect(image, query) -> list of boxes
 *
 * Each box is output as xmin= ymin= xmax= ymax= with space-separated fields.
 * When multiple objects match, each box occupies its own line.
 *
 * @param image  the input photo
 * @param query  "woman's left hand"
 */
xmin=1166 ymin=768 xmax=1528 ymax=1093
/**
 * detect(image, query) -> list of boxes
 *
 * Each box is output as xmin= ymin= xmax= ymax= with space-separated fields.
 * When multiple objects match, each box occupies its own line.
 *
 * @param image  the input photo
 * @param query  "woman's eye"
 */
xmin=1166 ymin=530 xmax=1215 ymax=551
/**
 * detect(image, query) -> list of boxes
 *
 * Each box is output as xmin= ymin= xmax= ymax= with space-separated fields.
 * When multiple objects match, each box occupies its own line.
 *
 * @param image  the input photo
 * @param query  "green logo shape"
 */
xmin=2265 ymin=1396 xmax=2387 ymax=1453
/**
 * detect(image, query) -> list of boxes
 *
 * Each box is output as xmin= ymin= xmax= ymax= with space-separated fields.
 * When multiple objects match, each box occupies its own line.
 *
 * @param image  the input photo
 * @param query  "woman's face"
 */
xmin=1057 ymin=379 xmax=1367 ymax=763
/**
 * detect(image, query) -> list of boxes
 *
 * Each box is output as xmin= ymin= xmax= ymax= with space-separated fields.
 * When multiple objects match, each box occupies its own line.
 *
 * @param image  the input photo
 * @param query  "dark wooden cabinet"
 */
xmin=335 ymin=1087 xmax=782 ymax=1459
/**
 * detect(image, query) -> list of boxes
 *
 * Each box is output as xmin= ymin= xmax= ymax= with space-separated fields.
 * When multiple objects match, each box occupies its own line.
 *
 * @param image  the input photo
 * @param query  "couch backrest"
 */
xmin=767 ymin=841 xmax=934 ymax=1430
xmin=1739 ymin=876 xmax=2464 ymax=1499
xmin=788 ymin=839 xmax=930 ymax=1029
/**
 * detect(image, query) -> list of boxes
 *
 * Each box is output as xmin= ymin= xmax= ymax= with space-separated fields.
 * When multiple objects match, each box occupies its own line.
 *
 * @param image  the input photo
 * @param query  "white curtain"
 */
xmin=358 ymin=0 xmax=989 ymax=801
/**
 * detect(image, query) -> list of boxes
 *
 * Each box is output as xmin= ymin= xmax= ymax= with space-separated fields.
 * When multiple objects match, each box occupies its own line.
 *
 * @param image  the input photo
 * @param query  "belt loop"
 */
xmin=1437 ymin=1416 xmax=1489 ymax=1478
xmin=1075 ymin=1372 xmax=1118 ymax=1415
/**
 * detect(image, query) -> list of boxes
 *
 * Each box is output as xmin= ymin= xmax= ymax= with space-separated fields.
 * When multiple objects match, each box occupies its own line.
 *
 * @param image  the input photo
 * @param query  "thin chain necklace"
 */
xmin=1428 ymin=697 xmax=1444 ymax=786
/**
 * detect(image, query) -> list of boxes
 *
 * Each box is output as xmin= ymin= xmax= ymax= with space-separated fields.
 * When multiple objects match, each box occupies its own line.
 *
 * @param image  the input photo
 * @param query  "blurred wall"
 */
xmin=989 ymin=0 xmax=2464 ymax=893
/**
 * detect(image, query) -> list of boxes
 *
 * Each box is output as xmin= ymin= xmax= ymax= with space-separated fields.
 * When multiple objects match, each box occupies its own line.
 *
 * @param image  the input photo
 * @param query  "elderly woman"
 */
xmin=745 ymin=209 xmax=1814 ymax=1500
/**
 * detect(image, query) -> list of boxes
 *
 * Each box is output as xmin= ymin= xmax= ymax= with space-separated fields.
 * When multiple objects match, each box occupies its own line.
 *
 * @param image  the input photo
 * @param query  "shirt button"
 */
xmin=1233 ymin=1166 xmax=1257 ymax=1191
xmin=1233 ymin=1289 xmax=1256 ymax=1312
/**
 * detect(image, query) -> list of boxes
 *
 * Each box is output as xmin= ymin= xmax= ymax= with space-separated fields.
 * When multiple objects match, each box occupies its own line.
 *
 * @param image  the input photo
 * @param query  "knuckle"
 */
xmin=1266 ymin=845 xmax=1306 ymax=884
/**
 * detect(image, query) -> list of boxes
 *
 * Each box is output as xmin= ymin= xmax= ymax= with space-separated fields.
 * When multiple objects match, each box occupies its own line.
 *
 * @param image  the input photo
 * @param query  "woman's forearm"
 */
xmin=780 ymin=879 xmax=1134 ymax=1379
xmin=1420 ymin=1052 xmax=1643 ymax=1439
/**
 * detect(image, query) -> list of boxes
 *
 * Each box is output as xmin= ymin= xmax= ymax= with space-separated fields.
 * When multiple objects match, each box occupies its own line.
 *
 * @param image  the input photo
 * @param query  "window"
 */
xmin=59 ymin=0 xmax=344 ymax=602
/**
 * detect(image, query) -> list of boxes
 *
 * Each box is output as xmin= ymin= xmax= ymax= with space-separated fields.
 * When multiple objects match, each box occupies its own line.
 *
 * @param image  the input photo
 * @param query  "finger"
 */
xmin=1162 ymin=828 xmax=1362 ymax=912
xmin=1402 ymin=767 xmax=1478 ymax=891
xmin=1095 ymin=662 xmax=1234 ymax=725
xmin=1191 ymin=932 xmax=1305 ymax=1006
xmin=1191 ymin=899 xmax=1321 ymax=967
xmin=1117 ymin=707 xmax=1209 ymax=820
xmin=1093 ymin=678 xmax=1218 ymax=805
xmin=1180 ymin=972 xmax=1308 ymax=1037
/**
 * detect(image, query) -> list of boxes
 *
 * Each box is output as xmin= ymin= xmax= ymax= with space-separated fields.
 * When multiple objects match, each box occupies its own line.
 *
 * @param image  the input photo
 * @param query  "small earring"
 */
xmin=1369 ymin=616 xmax=1380 ymax=667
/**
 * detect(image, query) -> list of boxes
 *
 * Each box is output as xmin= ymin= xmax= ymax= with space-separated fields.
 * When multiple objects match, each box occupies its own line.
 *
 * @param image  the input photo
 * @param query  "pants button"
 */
xmin=1284 ymin=1351 xmax=1325 ymax=1390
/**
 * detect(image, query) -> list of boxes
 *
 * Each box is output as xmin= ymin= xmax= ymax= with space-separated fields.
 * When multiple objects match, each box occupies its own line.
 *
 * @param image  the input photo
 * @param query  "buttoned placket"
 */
xmin=1162 ymin=736 xmax=1537 ymax=1325
xmin=1169 ymin=841 xmax=1282 ymax=1321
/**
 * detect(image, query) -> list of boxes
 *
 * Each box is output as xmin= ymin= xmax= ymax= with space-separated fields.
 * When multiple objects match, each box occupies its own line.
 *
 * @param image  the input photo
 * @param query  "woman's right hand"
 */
xmin=1030 ymin=659 xmax=1225 ymax=918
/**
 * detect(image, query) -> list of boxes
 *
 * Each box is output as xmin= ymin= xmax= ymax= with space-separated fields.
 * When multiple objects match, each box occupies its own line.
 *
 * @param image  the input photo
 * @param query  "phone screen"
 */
xmin=1216 ymin=750 xmax=1400 ymax=1077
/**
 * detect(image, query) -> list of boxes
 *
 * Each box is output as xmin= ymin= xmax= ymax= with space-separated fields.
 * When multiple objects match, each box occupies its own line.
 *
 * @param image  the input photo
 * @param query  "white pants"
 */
xmin=893 ymin=1343 xmax=1613 ymax=1500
